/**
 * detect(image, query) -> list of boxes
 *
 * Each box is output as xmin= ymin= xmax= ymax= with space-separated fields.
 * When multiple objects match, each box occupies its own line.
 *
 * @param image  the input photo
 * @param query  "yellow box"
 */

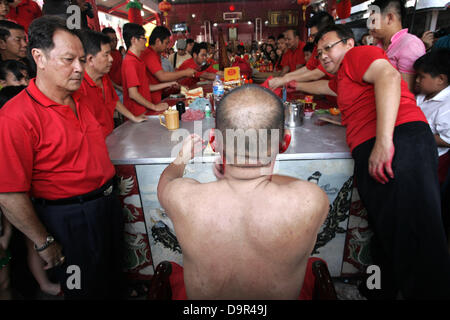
xmin=224 ymin=67 xmax=240 ymax=83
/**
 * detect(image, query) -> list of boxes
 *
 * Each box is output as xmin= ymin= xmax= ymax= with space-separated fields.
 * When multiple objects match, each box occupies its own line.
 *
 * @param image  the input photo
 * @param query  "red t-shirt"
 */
xmin=327 ymin=46 xmax=427 ymax=151
xmin=109 ymin=49 xmax=123 ymax=86
xmin=122 ymin=51 xmax=154 ymax=116
xmin=0 ymin=79 xmax=115 ymax=200
xmin=280 ymin=41 xmax=306 ymax=72
xmin=141 ymin=46 xmax=163 ymax=104
xmin=6 ymin=0 xmax=42 ymax=33
xmin=177 ymin=58 xmax=217 ymax=88
xmin=80 ymin=72 xmax=119 ymax=138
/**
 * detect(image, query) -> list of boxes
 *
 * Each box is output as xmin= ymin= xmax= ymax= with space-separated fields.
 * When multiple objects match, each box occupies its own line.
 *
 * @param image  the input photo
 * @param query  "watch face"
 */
xmin=47 ymin=236 xmax=54 ymax=242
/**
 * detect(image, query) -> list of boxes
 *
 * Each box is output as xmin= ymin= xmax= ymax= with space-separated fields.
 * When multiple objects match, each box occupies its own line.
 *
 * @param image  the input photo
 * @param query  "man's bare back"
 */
xmin=160 ymin=163 xmax=329 ymax=300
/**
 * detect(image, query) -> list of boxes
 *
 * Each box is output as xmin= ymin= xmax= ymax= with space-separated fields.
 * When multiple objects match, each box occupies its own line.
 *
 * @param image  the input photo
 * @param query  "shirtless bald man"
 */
xmin=157 ymin=85 xmax=329 ymax=299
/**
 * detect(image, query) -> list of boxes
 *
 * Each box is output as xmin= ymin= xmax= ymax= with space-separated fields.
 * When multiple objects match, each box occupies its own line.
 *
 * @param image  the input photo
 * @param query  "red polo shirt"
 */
xmin=280 ymin=41 xmax=306 ymax=72
xmin=122 ymin=51 xmax=154 ymax=116
xmin=177 ymin=58 xmax=217 ymax=88
xmin=108 ymin=49 xmax=123 ymax=86
xmin=141 ymin=46 xmax=163 ymax=104
xmin=0 ymin=79 xmax=115 ymax=200
xmin=80 ymin=72 xmax=119 ymax=138
xmin=327 ymin=46 xmax=427 ymax=151
xmin=6 ymin=0 xmax=42 ymax=33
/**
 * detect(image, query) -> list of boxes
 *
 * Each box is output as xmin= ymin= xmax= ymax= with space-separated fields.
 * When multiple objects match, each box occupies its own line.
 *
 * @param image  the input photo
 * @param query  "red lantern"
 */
xmin=336 ymin=0 xmax=351 ymax=20
xmin=159 ymin=0 xmax=172 ymax=26
xmin=229 ymin=5 xmax=235 ymax=11
xmin=127 ymin=1 xmax=143 ymax=25
xmin=297 ymin=0 xmax=310 ymax=21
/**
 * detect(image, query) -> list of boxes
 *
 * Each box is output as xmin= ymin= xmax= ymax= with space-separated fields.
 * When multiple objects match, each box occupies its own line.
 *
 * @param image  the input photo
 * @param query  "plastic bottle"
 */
xmin=212 ymin=74 xmax=224 ymax=111
xmin=205 ymin=103 xmax=211 ymax=118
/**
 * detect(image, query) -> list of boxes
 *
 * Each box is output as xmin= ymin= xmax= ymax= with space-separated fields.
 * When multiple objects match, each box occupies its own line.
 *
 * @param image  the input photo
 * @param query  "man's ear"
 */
xmin=279 ymin=128 xmax=291 ymax=153
xmin=437 ymin=74 xmax=447 ymax=86
xmin=386 ymin=12 xmax=396 ymax=25
xmin=86 ymin=53 xmax=95 ymax=66
xmin=347 ymin=38 xmax=355 ymax=49
xmin=31 ymin=48 xmax=46 ymax=71
xmin=0 ymin=39 xmax=7 ymax=50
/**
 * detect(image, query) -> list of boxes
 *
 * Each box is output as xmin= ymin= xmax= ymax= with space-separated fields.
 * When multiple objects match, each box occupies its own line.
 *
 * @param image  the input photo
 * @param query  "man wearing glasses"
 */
xmin=292 ymin=24 xmax=450 ymax=299
xmin=121 ymin=23 xmax=169 ymax=117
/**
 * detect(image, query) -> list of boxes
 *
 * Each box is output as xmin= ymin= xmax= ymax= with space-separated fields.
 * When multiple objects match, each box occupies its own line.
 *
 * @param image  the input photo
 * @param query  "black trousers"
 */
xmin=353 ymin=122 xmax=450 ymax=299
xmin=34 ymin=193 xmax=124 ymax=300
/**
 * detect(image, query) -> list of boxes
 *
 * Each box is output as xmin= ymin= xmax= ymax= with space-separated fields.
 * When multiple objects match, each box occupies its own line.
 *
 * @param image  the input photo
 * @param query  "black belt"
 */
xmin=33 ymin=179 xmax=115 ymax=206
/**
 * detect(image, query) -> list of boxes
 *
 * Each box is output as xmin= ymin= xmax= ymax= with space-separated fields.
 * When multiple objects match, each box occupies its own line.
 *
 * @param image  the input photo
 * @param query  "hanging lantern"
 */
xmin=127 ymin=0 xmax=143 ymax=25
xmin=297 ymin=0 xmax=311 ymax=21
xmin=159 ymin=0 xmax=172 ymax=26
xmin=336 ymin=0 xmax=352 ymax=20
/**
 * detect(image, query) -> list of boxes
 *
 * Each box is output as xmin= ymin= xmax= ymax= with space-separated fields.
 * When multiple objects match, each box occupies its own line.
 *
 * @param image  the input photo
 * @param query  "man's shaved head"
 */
xmin=216 ymin=85 xmax=284 ymax=165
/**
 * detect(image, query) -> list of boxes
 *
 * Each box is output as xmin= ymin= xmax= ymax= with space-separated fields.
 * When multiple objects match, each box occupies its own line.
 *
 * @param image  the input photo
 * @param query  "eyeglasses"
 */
xmin=316 ymin=39 xmax=348 ymax=59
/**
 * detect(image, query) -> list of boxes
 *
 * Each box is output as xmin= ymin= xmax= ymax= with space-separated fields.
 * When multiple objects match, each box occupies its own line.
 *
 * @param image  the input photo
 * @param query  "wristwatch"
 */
xmin=34 ymin=235 xmax=55 ymax=252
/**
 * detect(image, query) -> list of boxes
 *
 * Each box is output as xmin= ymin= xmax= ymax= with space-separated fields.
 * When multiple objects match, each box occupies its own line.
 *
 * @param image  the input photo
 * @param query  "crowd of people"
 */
xmin=0 ymin=0 xmax=449 ymax=300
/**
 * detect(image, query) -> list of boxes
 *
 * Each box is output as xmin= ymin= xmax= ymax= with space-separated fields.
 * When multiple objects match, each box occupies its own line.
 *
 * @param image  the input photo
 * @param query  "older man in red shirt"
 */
xmin=79 ymin=29 xmax=147 ymax=138
xmin=0 ymin=16 xmax=125 ymax=299
xmin=6 ymin=0 xmax=41 ymax=32
xmin=279 ymin=29 xmax=305 ymax=76
xmin=141 ymin=26 xmax=195 ymax=103
xmin=177 ymin=42 xmax=222 ymax=88
xmin=294 ymin=24 xmax=450 ymax=300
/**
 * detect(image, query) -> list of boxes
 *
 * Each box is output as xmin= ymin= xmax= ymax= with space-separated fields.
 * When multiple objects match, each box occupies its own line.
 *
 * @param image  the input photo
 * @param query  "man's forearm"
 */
xmin=374 ymin=71 xmax=401 ymax=142
xmin=0 ymin=193 xmax=48 ymax=246
xmin=287 ymin=68 xmax=324 ymax=83
xmin=115 ymin=101 xmax=136 ymax=121
xmin=149 ymin=82 xmax=174 ymax=92
xmin=296 ymin=80 xmax=336 ymax=96
xmin=435 ymin=134 xmax=450 ymax=148
xmin=129 ymin=89 xmax=155 ymax=111
xmin=155 ymin=70 xmax=189 ymax=82
xmin=199 ymin=72 xmax=217 ymax=81
xmin=284 ymin=66 xmax=307 ymax=80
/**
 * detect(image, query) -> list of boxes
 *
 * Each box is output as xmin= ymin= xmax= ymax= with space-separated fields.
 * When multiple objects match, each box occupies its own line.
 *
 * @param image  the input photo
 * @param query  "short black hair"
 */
xmin=148 ymin=26 xmax=171 ymax=46
xmin=371 ymin=0 xmax=406 ymax=25
xmin=192 ymin=42 xmax=208 ymax=56
xmin=268 ymin=36 xmax=275 ymax=41
xmin=101 ymin=27 xmax=116 ymax=35
xmin=186 ymin=38 xmax=194 ymax=45
xmin=0 ymin=85 xmax=26 ymax=109
xmin=277 ymin=33 xmax=285 ymax=40
xmin=216 ymin=85 xmax=284 ymax=165
xmin=286 ymin=28 xmax=300 ymax=38
xmin=306 ymin=11 xmax=335 ymax=30
xmin=28 ymin=16 xmax=81 ymax=70
xmin=0 ymin=20 xmax=25 ymax=41
xmin=0 ymin=0 xmax=13 ymax=6
xmin=0 ymin=59 xmax=28 ymax=81
xmin=303 ymin=42 xmax=315 ymax=53
xmin=79 ymin=29 xmax=111 ymax=57
xmin=413 ymin=49 xmax=450 ymax=80
xmin=316 ymin=24 xmax=355 ymax=44
xmin=122 ymin=23 xmax=145 ymax=49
